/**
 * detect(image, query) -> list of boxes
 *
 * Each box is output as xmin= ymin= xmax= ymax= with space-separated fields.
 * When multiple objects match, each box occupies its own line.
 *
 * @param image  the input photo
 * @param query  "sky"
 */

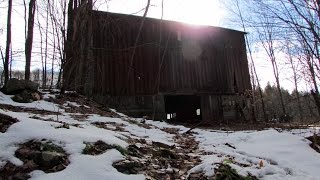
xmin=0 ymin=0 xmax=304 ymax=92
xmin=97 ymin=0 xmax=226 ymax=26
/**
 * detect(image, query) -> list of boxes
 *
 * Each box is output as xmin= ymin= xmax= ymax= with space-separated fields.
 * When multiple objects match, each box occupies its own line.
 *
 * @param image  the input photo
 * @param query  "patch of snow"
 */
xmin=30 ymin=150 xmax=144 ymax=180
xmin=63 ymin=101 xmax=90 ymax=108
xmin=87 ymin=115 xmax=176 ymax=146
xmin=42 ymin=93 xmax=56 ymax=100
xmin=188 ymin=154 xmax=223 ymax=177
xmin=193 ymin=128 xmax=320 ymax=180
xmin=109 ymin=109 xmax=128 ymax=117
xmin=0 ymin=109 xmax=127 ymax=166
xmin=289 ymin=128 xmax=320 ymax=138
xmin=145 ymin=119 xmax=189 ymax=133
xmin=0 ymin=92 xmax=62 ymax=112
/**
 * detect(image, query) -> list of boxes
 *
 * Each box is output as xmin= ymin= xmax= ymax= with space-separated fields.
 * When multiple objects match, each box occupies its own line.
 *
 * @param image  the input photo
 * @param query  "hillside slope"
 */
xmin=0 ymin=91 xmax=319 ymax=180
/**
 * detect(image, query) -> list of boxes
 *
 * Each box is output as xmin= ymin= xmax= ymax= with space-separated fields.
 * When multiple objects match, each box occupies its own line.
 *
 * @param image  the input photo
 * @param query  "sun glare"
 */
xmin=96 ymin=0 xmax=226 ymax=26
xmin=175 ymin=0 xmax=226 ymax=26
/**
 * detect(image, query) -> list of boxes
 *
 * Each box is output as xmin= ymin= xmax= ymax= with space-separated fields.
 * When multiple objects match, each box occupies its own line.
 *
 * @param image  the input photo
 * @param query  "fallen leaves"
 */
xmin=82 ymin=140 xmax=125 ymax=156
xmin=0 ymin=103 xmax=60 ymax=115
xmin=307 ymin=134 xmax=320 ymax=153
xmin=0 ymin=113 xmax=19 ymax=133
xmin=214 ymin=164 xmax=258 ymax=180
xmin=0 ymin=140 xmax=70 ymax=179
xmin=259 ymin=160 xmax=264 ymax=168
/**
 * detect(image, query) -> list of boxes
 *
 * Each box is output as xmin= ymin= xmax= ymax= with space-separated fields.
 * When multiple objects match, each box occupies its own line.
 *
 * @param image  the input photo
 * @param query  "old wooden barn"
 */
xmin=64 ymin=3 xmax=252 ymax=123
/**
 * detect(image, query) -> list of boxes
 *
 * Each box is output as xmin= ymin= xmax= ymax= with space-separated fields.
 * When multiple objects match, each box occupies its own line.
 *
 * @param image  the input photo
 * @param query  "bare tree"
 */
xmin=36 ymin=3 xmax=44 ymax=87
xmin=286 ymin=40 xmax=303 ymax=121
xmin=252 ymin=0 xmax=320 ymax=117
xmin=233 ymin=0 xmax=268 ymax=122
xmin=4 ymin=0 xmax=12 ymax=85
xmin=48 ymin=0 xmax=68 ymax=88
xmin=25 ymin=0 xmax=37 ymax=80
xmin=124 ymin=0 xmax=151 ymax=94
xmin=257 ymin=16 xmax=287 ymax=116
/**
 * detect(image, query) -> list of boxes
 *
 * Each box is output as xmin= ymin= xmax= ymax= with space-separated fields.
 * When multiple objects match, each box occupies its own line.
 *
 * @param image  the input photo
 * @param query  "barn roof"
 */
xmin=92 ymin=10 xmax=246 ymax=35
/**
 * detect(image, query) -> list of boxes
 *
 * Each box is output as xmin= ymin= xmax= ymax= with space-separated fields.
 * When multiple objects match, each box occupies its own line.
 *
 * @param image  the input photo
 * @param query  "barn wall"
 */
xmin=159 ymin=29 xmax=251 ymax=94
xmin=87 ymin=11 xmax=251 ymax=96
xmin=92 ymin=94 xmax=166 ymax=119
xmin=91 ymin=11 xmax=161 ymax=96
xmin=64 ymin=10 xmax=252 ymax=121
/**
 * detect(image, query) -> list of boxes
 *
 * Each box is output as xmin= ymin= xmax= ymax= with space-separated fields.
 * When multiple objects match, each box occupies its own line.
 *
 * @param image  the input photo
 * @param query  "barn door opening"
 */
xmin=164 ymin=95 xmax=201 ymax=122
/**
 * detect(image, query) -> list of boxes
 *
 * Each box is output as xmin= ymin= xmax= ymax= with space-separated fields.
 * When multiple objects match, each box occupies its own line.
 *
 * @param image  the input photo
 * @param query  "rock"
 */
xmin=21 ymin=160 xmax=38 ymax=171
xmin=31 ymin=92 xmax=41 ymax=101
xmin=152 ymin=141 xmax=175 ymax=149
xmin=159 ymin=149 xmax=177 ymax=159
xmin=112 ymin=160 xmax=146 ymax=174
xmin=41 ymin=151 xmax=64 ymax=167
xmin=12 ymin=173 xmax=30 ymax=180
xmin=82 ymin=141 xmax=114 ymax=155
xmin=2 ymin=78 xmax=39 ymax=95
xmin=13 ymin=140 xmax=70 ymax=174
xmin=12 ymin=90 xmax=41 ymax=103
xmin=15 ymin=148 xmax=32 ymax=158
xmin=127 ymin=144 xmax=143 ymax=157
xmin=0 ymin=162 xmax=31 ymax=180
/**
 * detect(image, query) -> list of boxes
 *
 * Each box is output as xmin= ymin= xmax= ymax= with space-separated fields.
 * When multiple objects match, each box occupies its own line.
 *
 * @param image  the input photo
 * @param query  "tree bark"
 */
xmin=4 ymin=0 xmax=12 ymax=85
xmin=25 ymin=0 xmax=36 ymax=81
xmin=42 ymin=0 xmax=49 ymax=88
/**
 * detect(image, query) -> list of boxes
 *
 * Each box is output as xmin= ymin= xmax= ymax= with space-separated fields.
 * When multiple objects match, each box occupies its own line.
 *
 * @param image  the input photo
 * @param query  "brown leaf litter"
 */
xmin=0 ymin=113 xmax=19 ymax=133
xmin=0 ymin=140 xmax=69 ymax=179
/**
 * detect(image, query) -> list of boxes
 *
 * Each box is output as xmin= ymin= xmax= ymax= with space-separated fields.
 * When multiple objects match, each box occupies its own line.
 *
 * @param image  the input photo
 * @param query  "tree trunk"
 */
xmin=25 ymin=0 xmax=36 ymax=80
xmin=307 ymin=55 xmax=320 ymax=116
xmin=257 ymin=14 xmax=286 ymax=116
xmin=42 ymin=0 xmax=49 ymax=88
xmin=293 ymin=65 xmax=303 ymax=121
xmin=56 ymin=0 xmax=67 ymax=89
xmin=4 ymin=0 xmax=12 ymax=85
xmin=49 ymin=0 xmax=56 ymax=89
xmin=62 ymin=0 xmax=74 ymax=92
xmin=287 ymin=43 xmax=303 ymax=121
xmin=37 ymin=6 xmax=44 ymax=88
xmin=235 ymin=0 xmax=266 ymax=122
xmin=0 ymin=48 xmax=4 ymax=85
xmin=273 ymin=63 xmax=286 ymax=115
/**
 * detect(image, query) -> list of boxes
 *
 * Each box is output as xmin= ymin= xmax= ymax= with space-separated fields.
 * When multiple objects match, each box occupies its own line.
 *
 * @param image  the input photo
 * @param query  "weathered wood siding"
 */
xmin=91 ymin=11 xmax=161 ymax=95
xmin=159 ymin=26 xmax=250 ymax=94
xmin=68 ymin=11 xmax=252 ymax=96
xmin=64 ymin=9 xmax=252 ymax=121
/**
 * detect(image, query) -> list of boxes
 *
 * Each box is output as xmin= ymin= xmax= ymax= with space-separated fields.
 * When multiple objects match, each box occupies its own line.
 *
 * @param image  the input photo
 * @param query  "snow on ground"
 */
xmin=86 ymin=115 xmax=177 ymax=146
xmin=0 ymin=92 xmax=61 ymax=112
xmin=63 ymin=101 xmax=90 ymax=109
xmin=191 ymin=129 xmax=320 ymax=180
xmin=0 ymin=91 xmax=320 ymax=179
xmin=29 ymin=149 xmax=144 ymax=180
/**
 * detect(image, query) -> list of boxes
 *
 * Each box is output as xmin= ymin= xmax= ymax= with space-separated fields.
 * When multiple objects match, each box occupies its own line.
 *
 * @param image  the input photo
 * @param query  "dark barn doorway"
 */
xmin=164 ymin=95 xmax=201 ymax=122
